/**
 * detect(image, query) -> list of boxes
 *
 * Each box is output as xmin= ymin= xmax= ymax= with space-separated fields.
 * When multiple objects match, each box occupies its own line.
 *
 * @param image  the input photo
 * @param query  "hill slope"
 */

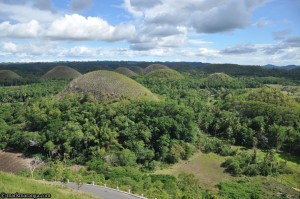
xmin=42 ymin=66 xmax=81 ymax=80
xmin=63 ymin=70 xmax=158 ymax=101
xmin=129 ymin=66 xmax=144 ymax=74
xmin=0 ymin=172 xmax=99 ymax=199
xmin=207 ymin=73 xmax=233 ymax=82
xmin=144 ymin=64 xmax=169 ymax=74
xmin=0 ymin=70 xmax=22 ymax=79
xmin=115 ymin=67 xmax=136 ymax=77
xmin=146 ymin=68 xmax=184 ymax=80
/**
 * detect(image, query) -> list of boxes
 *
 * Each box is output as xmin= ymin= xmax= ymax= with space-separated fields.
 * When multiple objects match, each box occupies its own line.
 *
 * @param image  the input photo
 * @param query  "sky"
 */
xmin=0 ymin=0 xmax=299 ymax=65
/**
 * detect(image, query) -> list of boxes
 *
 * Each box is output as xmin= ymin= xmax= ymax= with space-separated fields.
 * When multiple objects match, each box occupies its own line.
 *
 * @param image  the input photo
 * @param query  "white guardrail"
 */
xmin=52 ymin=180 xmax=149 ymax=199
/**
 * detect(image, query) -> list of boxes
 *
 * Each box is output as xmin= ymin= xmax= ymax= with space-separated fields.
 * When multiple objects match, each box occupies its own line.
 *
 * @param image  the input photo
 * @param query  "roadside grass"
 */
xmin=0 ymin=172 xmax=100 ymax=199
xmin=219 ymin=176 xmax=300 ymax=199
xmin=276 ymin=152 xmax=300 ymax=189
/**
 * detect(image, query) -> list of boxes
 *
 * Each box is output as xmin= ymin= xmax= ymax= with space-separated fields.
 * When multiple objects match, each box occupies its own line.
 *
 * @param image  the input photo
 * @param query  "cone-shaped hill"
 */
xmin=41 ymin=65 xmax=81 ymax=80
xmin=115 ymin=67 xmax=137 ymax=77
xmin=130 ymin=66 xmax=144 ymax=74
xmin=207 ymin=73 xmax=233 ymax=82
xmin=63 ymin=70 xmax=158 ymax=101
xmin=146 ymin=68 xmax=184 ymax=80
xmin=144 ymin=64 xmax=169 ymax=74
xmin=0 ymin=70 xmax=22 ymax=79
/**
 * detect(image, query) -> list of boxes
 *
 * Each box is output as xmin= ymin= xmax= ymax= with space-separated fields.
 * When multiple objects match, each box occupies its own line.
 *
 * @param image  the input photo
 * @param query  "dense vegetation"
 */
xmin=0 ymin=80 xmax=69 ymax=103
xmin=0 ymin=62 xmax=299 ymax=198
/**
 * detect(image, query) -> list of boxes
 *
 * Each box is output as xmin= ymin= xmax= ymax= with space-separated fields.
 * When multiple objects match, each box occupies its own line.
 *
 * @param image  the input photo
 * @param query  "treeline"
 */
xmin=0 ymin=77 xmax=40 ymax=86
xmin=1 ymin=61 xmax=300 ymax=80
xmin=135 ymin=75 xmax=300 ymax=157
xmin=1 ymin=74 xmax=299 ymax=163
xmin=199 ymin=64 xmax=300 ymax=80
xmin=0 ymin=80 xmax=70 ymax=103
xmin=1 ymin=97 xmax=197 ymax=167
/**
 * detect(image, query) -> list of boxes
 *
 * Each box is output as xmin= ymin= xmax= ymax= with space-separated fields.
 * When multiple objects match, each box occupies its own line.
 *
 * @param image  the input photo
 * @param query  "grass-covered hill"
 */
xmin=0 ymin=172 xmax=99 ymax=199
xmin=41 ymin=65 xmax=82 ymax=80
xmin=115 ymin=67 xmax=136 ymax=77
xmin=207 ymin=73 xmax=234 ymax=82
xmin=0 ymin=70 xmax=22 ymax=79
xmin=129 ymin=66 xmax=144 ymax=74
xmin=63 ymin=70 xmax=158 ymax=101
xmin=200 ymin=72 xmax=237 ymax=88
xmin=146 ymin=68 xmax=184 ymax=80
xmin=144 ymin=64 xmax=169 ymax=74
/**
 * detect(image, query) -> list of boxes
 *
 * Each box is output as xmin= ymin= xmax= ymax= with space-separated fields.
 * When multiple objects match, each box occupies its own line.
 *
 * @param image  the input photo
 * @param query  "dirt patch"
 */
xmin=0 ymin=150 xmax=32 ymax=173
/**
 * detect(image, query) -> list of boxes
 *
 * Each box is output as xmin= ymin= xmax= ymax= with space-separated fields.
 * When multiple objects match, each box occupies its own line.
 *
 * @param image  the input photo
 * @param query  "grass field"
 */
xmin=0 ymin=172 xmax=100 ymax=199
xmin=155 ymin=148 xmax=300 ymax=198
xmin=276 ymin=152 xmax=300 ymax=189
xmin=155 ymin=151 xmax=232 ymax=191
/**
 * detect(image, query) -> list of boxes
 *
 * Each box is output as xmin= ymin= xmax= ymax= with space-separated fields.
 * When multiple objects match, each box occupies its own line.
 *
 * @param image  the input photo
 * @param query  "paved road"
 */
xmin=58 ymin=182 xmax=143 ymax=199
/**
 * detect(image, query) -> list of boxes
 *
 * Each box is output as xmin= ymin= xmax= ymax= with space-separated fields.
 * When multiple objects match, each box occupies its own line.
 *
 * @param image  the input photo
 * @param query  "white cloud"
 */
xmin=123 ymin=0 xmax=269 ymax=51
xmin=217 ymin=38 xmax=300 ymax=65
xmin=2 ymin=42 xmax=18 ymax=52
xmin=188 ymin=39 xmax=212 ymax=46
xmin=253 ymin=18 xmax=271 ymax=28
xmin=0 ymin=2 xmax=58 ymax=22
xmin=125 ymin=0 xmax=269 ymax=34
xmin=0 ymin=0 xmax=298 ymax=66
xmin=0 ymin=13 xmax=136 ymax=42
xmin=0 ymin=20 xmax=40 ymax=38
xmin=46 ymin=14 xmax=136 ymax=41
xmin=222 ymin=44 xmax=257 ymax=54
xmin=123 ymin=0 xmax=162 ymax=17
xmin=1 ymin=40 xmax=300 ymax=65
xmin=130 ymin=24 xmax=188 ymax=50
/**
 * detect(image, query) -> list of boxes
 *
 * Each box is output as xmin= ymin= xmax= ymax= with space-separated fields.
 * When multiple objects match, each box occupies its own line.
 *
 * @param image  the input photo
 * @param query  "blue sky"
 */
xmin=0 ymin=0 xmax=299 ymax=65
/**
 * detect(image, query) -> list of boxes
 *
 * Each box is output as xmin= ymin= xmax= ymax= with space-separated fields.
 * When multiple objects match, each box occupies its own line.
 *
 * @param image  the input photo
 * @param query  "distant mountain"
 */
xmin=283 ymin=65 xmax=300 ymax=70
xmin=263 ymin=64 xmax=300 ymax=70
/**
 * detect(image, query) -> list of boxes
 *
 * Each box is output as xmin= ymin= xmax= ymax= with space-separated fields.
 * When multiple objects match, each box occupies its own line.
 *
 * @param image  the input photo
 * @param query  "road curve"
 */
xmin=57 ymin=182 xmax=144 ymax=199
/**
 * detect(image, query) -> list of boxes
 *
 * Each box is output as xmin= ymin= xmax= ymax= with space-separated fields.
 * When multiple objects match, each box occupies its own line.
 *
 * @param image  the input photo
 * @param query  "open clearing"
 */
xmin=155 ymin=151 xmax=232 ymax=191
